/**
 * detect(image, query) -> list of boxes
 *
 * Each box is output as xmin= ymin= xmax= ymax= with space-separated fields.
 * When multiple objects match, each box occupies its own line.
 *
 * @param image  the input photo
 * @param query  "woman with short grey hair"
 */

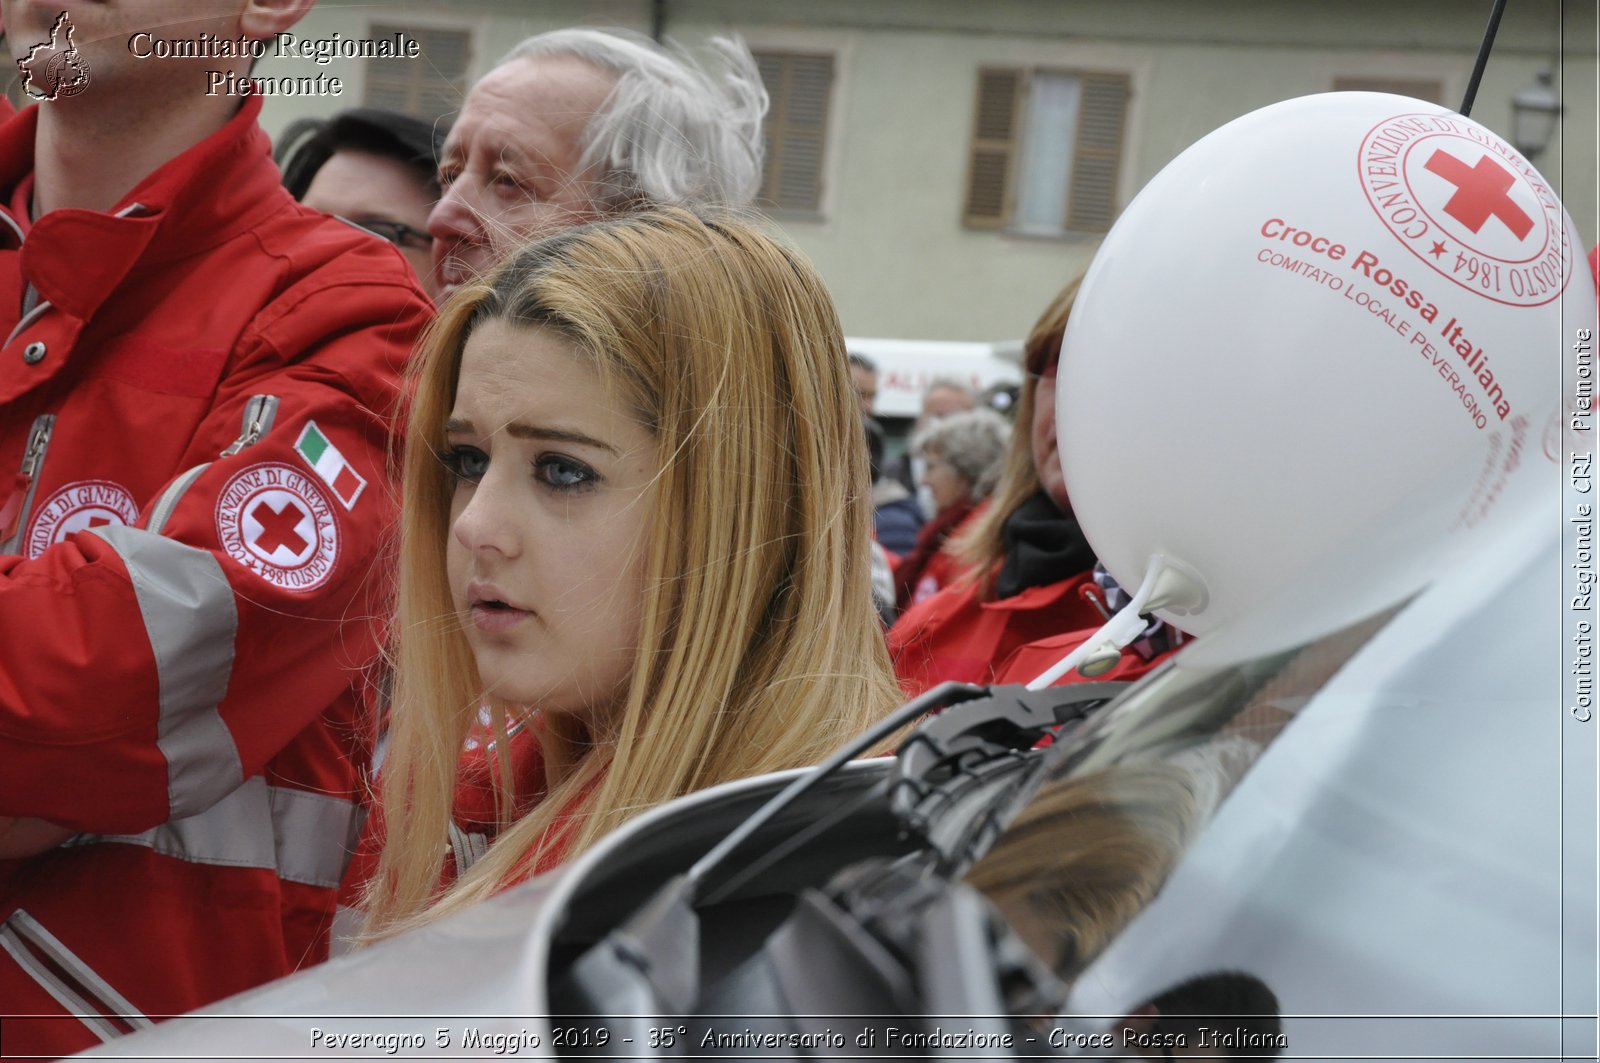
xmin=912 ymin=408 xmax=1011 ymax=503
xmin=895 ymin=408 xmax=1011 ymax=608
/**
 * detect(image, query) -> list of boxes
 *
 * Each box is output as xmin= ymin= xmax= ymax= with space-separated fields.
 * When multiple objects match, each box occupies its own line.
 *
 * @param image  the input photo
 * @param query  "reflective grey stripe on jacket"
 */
xmin=87 ymin=524 xmax=240 ymax=820
xmin=447 ymin=820 xmax=491 ymax=877
xmin=0 ymin=909 xmax=154 ymax=1042
xmin=64 ymin=776 xmax=363 ymax=889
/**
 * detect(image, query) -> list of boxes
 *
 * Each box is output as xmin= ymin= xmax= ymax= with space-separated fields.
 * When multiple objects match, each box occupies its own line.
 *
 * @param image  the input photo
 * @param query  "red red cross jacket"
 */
xmin=332 ymin=718 xmax=598 ymax=952
xmin=0 ymin=97 xmax=431 ymax=1056
xmin=887 ymin=570 xmax=1109 ymax=697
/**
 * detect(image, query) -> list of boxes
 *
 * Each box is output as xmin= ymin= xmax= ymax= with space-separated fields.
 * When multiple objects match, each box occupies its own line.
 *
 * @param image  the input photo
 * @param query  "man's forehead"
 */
xmin=444 ymin=56 xmax=616 ymax=150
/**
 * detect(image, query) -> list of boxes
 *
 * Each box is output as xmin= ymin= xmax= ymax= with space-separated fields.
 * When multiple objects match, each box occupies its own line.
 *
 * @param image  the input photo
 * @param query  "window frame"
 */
xmin=360 ymin=19 xmax=475 ymax=124
xmin=1332 ymin=76 xmax=1445 ymax=104
xmin=752 ymin=47 xmax=838 ymax=221
xmin=962 ymin=63 xmax=1133 ymax=240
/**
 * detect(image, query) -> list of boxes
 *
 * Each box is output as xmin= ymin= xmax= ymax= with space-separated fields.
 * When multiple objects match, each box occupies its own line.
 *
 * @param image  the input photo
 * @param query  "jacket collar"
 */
xmin=0 ymin=95 xmax=291 ymax=321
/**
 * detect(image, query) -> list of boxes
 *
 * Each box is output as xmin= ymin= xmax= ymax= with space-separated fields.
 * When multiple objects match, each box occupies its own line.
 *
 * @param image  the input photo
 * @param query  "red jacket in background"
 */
xmin=888 ymin=569 xmax=1107 ymax=697
xmin=0 ymin=96 xmax=431 ymax=1056
xmin=991 ymin=626 xmax=1178 ymax=687
xmin=892 ymin=499 xmax=984 ymax=610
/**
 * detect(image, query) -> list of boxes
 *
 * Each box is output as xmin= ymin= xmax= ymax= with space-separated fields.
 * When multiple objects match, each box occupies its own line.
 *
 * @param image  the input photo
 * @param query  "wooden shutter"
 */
xmin=1333 ymin=77 xmax=1443 ymax=104
xmin=1064 ymin=71 xmax=1129 ymax=234
xmin=365 ymin=24 xmax=472 ymax=122
xmin=963 ymin=67 xmax=1023 ymax=229
xmin=755 ymin=51 xmax=834 ymax=214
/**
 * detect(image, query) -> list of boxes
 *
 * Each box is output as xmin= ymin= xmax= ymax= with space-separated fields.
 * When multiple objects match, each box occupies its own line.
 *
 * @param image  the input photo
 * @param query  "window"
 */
xmin=1333 ymin=76 xmax=1443 ymax=105
xmin=963 ymin=67 xmax=1130 ymax=236
xmin=753 ymin=50 xmax=835 ymax=215
xmin=364 ymin=23 xmax=472 ymax=122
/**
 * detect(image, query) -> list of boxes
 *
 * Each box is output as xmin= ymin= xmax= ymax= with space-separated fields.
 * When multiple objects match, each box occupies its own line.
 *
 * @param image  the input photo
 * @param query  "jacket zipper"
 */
xmin=220 ymin=393 xmax=280 ymax=456
xmin=146 ymin=394 xmax=279 ymax=535
xmin=0 ymin=414 xmax=56 ymax=553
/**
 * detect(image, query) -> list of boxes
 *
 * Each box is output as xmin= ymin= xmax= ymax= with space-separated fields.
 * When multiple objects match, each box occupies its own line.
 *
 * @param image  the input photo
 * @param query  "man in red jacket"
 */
xmin=0 ymin=1 xmax=431 ymax=1055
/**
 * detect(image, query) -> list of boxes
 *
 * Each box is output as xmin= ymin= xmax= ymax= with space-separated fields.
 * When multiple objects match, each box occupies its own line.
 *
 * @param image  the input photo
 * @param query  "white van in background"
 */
xmin=845 ymin=337 xmax=1023 ymax=421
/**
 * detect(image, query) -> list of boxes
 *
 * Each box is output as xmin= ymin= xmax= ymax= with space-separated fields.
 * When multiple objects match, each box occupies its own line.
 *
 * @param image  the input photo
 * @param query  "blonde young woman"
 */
xmin=355 ymin=207 xmax=903 ymax=941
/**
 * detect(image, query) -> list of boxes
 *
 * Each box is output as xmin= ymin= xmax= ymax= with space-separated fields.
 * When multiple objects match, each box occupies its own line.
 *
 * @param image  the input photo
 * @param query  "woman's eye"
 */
xmin=438 ymin=445 xmax=489 ymax=483
xmin=535 ymin=454 xmax=598 ymax=491
xmin=436 ymin=165 xmax=460 ymax=190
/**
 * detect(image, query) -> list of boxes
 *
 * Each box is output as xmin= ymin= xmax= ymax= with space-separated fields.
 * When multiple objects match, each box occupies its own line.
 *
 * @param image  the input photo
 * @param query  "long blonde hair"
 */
xmin=363 ymin=208 xmax=902 ymax=939
xmin=952 ymin=275 xmax=1083 ymax=596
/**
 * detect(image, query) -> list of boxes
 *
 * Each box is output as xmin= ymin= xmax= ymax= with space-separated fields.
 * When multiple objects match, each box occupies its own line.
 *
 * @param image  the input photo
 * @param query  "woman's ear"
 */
xmin=238 ymin=0 xmax=316 ymax=41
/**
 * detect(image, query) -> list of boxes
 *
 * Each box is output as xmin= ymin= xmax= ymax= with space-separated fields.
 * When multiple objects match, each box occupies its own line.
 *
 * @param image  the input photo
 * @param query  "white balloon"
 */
xmin=1058 ymin=92 xmax=1595 ymax=656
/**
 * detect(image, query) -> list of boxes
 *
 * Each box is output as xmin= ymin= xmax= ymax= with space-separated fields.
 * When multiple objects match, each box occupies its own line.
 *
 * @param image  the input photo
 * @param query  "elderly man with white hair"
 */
xmin=428 ymin=28 xmax=767 ymax=302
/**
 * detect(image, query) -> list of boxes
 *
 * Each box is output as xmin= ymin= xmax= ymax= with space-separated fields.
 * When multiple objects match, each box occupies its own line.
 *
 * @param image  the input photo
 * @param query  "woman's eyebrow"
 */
xmin=444 ymin=417 xmax=617 ymax=455
xmin=506 ymin=422 xmax=618 ymax=455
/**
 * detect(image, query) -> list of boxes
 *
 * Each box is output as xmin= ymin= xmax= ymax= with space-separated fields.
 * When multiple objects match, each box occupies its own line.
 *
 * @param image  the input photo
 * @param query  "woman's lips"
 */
xmin=468 ymin=601 xmax=533 ymax=633
xmin=465 ymin=580 xmax=531 ymax=633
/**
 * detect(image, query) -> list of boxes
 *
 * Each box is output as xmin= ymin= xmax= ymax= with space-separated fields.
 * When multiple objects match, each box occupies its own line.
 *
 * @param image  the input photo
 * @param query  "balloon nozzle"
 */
xmin=1143 ymin=553 xmax=1208 ymax=617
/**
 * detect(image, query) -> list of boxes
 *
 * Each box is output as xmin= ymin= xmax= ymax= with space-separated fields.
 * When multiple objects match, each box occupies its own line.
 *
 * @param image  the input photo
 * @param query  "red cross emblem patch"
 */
xmin=215 ymin=463 xmax=338 ymax=591
xmin=1358 ymin=111 xmax=1570 ymax=307
xmin=25 ymin=480 xmax=139 ymax=558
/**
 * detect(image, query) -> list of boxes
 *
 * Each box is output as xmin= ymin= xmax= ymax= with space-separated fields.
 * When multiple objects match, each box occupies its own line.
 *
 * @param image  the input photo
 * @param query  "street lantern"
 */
xmin=1510 ymin=70 xmax=1561 ymax=161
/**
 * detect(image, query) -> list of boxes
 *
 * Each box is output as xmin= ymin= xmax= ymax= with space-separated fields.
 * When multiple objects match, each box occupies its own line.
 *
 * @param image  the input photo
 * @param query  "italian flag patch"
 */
xmin=293 ymin=421 xmax=366 ymax=510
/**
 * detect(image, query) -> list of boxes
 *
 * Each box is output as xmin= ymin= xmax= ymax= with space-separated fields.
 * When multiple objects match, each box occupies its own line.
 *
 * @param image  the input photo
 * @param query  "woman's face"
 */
xmin=919 ymin=447 xmax=973 ymax=515
xmin=1030 ymin=368 xmax=1071 ymax=512
xmin=444 ymin=320 xmax=659 ymax=723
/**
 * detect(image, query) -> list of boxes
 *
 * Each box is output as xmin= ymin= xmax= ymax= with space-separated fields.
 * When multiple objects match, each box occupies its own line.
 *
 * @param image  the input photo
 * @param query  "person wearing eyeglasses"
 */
xmin=278 ymin=107 xmax=444 ymax=299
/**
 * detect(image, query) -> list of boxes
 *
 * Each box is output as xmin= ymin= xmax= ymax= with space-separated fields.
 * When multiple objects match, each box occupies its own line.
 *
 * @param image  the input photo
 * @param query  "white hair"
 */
xmin=502 ymin=28 xmax=768 ymax=212
xmin=913 ymin=408 xmax=1012 ymax=500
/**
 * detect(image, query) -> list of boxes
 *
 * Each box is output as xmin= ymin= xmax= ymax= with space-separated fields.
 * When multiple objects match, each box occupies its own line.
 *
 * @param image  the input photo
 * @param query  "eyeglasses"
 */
xmin=348 ymin=217 xmax=432 ymax=252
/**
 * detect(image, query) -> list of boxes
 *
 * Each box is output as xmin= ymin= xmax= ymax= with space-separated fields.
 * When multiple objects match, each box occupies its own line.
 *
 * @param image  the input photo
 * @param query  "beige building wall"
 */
xmin=256 ymin=0 xmax=1597 ymax=341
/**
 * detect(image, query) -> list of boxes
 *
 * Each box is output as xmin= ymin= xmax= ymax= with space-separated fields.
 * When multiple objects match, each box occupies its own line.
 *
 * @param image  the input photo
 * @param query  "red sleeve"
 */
xmin=0 ymin=279 xmax=427 ymax=833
